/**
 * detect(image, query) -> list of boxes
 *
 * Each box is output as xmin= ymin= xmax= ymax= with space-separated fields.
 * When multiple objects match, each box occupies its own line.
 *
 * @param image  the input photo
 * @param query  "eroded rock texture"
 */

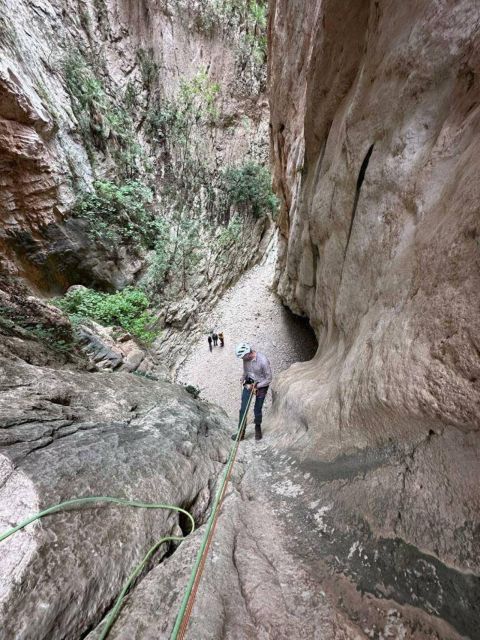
xmin=268 ymin=0 xmax=480 ymax=636
xmin=0 ymin=0 xmax=269 ymax=293
xmin=0 ymin=349 xmax=231 ymax=639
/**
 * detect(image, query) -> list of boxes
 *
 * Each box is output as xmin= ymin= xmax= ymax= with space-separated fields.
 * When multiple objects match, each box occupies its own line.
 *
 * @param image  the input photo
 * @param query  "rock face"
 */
xmin=0 ymin=0 xmax=269 ymax=295
xmin=0 ymin=346 xmax=231 ymax=638
xmin=85 ymin=444 xmax=364 ymax=640
xmin=268 ymin=0 xmax=480 ymax=636
xmin=84 ymin=439 xmax=479 ymax=640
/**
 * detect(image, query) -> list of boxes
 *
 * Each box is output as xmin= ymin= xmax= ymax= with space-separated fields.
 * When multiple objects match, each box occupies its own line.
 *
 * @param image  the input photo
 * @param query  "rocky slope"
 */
xmin=0 ymin=317 xmax=232 ymax=638
xmin=2 ymin=1 xmax=480 ymax=638
xmin=268 ymin=0 xmax=480 ymax=636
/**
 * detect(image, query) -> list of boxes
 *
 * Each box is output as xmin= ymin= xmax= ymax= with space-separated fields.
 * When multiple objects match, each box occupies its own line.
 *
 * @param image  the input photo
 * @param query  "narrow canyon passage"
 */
xmin=0 ymin=0 xmax=479 ymax=637
xmin=176 ymin=245 xmax=317 ymax=420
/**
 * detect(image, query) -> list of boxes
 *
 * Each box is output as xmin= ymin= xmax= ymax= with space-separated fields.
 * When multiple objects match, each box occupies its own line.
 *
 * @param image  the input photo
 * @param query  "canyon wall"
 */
xmin=269 ymin=0 xmax=480 ymax=635
xmin=0 ymin=0 xmax=269 ymax=295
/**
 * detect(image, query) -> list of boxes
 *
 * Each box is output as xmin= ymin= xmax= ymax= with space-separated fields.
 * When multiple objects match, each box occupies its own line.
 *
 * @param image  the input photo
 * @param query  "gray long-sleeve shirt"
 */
xmin=242 ymin=351 xmax=273 ymax=388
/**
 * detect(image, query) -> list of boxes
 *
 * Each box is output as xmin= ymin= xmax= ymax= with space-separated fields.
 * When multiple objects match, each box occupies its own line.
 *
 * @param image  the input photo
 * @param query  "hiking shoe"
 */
xmin=255 ymin=424 xmax=262 ymax=441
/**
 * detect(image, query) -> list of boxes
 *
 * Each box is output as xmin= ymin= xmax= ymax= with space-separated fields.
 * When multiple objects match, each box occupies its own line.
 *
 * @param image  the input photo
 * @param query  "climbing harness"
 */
xmin=0 ymin=387 xmax=255 ymax=639
xmin=170 ymin=385 xmax=255 ymax=639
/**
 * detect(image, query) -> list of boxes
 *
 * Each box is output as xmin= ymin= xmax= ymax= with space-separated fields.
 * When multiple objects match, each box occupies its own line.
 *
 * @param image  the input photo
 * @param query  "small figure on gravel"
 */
xmin=218 ymin=331 xmax=224 ymax=347
xmin=232 ymin=342 xmax=272 ymax=442
xmin=212 ymin=332 xmax=218 ymax=346
xmin=208 ymin=335 xmax=213 ymax=352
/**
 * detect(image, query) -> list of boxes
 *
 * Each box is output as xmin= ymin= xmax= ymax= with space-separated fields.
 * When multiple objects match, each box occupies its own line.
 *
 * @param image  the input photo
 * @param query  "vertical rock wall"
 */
xmin=0 ymin=0 xmax=269 ymax=292
xmin=268 ymin=0 xmax=480 ymax=633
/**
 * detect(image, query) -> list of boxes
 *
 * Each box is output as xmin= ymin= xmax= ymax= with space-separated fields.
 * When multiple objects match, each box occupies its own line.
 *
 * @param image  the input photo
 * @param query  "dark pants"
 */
xmin=238 ymin=385 xmax=268 ymax=428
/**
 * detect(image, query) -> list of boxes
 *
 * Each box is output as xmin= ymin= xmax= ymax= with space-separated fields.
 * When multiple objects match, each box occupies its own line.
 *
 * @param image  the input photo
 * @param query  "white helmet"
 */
xmin=235 ymin=342 xmax=251 ymax=358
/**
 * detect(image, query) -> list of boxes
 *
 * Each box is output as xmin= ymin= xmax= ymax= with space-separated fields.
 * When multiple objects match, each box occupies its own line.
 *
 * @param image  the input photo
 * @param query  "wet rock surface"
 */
xmin=87 ymin=436 xmax=476 ymax=640
xmin=86 ymin=440 xmax=361 ymax=640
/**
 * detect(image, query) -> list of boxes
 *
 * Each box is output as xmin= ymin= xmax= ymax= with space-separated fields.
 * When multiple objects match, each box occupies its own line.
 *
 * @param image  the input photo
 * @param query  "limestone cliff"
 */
xmin=0 ymin=0 xmax=270 ymax=297
xmin=269 ymin=1 xmax=480 ymax=636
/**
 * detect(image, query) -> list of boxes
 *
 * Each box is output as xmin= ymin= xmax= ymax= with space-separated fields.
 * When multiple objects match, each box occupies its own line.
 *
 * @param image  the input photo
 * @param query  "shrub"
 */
xmin=142 ymin=218 xmax=172 ymax=288
xmin=0 ymin=304 xmax=76 ymax=353
xmin=64 ymin=51 xmax=148 ymax=178
xmin=222 ymin=162 xmax=278 ymax=218
xmin=147 ymin=68 xmax=220 ymax=144
xmin=74 ymin=180 xmax=155 ymax=245
xmin=137 ymin=48 xmax=158 ymax=90
xmin=64 ymin=53 xmax=105 ymax=111
xmin=218 ymin=216 xmax=242 ymax=247
xmin=55 ymin=287 xmax=159 ymax=344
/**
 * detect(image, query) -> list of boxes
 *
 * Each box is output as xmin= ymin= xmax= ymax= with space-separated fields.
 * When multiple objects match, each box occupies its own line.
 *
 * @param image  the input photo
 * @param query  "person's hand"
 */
xmin=240 ymin=377 xmax=244 ymax=384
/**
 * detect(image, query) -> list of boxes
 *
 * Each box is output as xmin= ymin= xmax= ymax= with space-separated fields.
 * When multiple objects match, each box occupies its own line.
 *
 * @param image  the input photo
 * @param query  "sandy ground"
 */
xmin=176 ymin=252 xmax=317 ymax=425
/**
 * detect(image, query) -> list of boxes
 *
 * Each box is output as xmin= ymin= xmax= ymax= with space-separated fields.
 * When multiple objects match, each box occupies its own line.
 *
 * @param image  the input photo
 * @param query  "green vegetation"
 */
xmin=74 ymin=180 xmax=155 ymax=245
xmin=222 ymin=162 xmax=278 ymax=218
xmin=143 ymin=213 xmax=202 ymax=293
xmin=193 ymin=0 xmax=268 ymax=65
xmin=218 ymin=216 xmax=242 ymax=248
xmin=55 ymin=287 xmax=159 ymax=344
xmin=147 ymin=68 xmax=220 ymax=144
xmin=184 ymin=384 xmax=201 ymax=398
xmin=61 ymin=14 xmax=271 ymax=302
xmin=64 ymin=52 xmax=146 ymax=178
xmin=132 ymin=370 xmax=159 ymax=381
xmin=137 ymin=48 xmax=158 ymax=90
xmin=142 ymin=68 xmax=223 ymax=293
xmin=141 ymin=65 xmax=276 ymax=294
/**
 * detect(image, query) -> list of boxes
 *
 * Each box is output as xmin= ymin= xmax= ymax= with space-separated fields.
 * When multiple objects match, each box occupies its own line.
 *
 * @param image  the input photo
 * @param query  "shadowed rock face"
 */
xmin=0 ymin=354 xmax=232 ymax=639
xmin=0 ymin=0 xmax=268 ymax=293
xmin=267 ymin=0 xmax=480 ymax=634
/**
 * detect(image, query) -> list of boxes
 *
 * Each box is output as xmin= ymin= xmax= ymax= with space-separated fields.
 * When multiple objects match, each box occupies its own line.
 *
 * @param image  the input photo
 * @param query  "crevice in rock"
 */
xmin=311 ymin=121 xmax=332 ymax=185
xmin=47 ymin=395 xmax=72 ymax=406
xmin=231 ymin=532 xmax=253 ymax=621
xmin=178 ymin=504 xmax=196 ymax=537
xmin=343 ymin=143 xmax=374 ymax=261
xmin=78 ymin=497 xmax=199 ymax=639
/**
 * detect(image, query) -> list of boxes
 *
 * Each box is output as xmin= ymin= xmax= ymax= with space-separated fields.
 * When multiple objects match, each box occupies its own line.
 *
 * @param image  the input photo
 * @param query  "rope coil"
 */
xmin=0 ymin=497 xmax=195 ymax=639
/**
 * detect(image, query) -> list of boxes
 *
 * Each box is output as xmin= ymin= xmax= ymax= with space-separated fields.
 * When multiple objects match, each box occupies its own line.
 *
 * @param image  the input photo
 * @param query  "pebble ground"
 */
xmin=176 ymin=253 xmax=317 ymax=423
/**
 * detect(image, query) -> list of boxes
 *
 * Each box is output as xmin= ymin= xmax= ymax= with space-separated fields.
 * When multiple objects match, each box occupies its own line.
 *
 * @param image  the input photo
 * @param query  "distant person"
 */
xmin=218 ymin=331 xmax=224 ymax=347
xmin=212 ymin=332 xmax=218 ymax=346
xmin=232 ymin=342 xmax=272 ymax=442
xmin=208 ymin=335 xmax=212 ymax=352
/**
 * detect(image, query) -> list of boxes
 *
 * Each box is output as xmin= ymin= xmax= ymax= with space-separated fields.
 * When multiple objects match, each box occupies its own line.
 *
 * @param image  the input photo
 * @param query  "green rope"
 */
xmin=0 ymin=388 xmax=255 ymax=639
xmin=170 ymin=385 xmax=255 ymax=639
xmin=0 ymin=496 xmax=195 ymax=638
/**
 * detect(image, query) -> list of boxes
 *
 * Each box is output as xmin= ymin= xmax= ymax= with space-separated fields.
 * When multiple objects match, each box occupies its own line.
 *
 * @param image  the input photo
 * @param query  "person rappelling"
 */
xmin=232 ymin=342 xmax=272 ymax=442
